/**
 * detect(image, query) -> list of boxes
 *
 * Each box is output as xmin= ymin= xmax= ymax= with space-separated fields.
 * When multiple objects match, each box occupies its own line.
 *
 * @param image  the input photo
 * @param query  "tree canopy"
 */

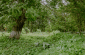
xmin=0 ymin=0 xmax=85 ymax=39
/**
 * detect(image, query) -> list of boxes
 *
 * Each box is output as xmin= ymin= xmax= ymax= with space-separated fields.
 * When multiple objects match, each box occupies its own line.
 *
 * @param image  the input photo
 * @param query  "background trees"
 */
xmin=66 ymin=0 xmax=85 ymax=34
xmin=0 ymin=0 xmax=85 ymax=39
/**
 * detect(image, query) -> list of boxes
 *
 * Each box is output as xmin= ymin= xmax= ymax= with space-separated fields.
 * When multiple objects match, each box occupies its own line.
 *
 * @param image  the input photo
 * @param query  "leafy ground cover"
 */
xmin=0 ymin=32 xmax=85 ymax=55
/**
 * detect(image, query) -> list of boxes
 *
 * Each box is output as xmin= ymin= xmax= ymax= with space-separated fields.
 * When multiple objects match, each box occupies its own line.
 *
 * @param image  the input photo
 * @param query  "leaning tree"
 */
xmin=0 ymin=0 xmax=41 ymax=39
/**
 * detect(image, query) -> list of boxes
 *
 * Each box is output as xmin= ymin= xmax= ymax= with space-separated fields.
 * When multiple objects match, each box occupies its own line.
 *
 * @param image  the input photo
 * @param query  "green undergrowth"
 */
xmin=0 ymin=32 xmax=85 ymax=55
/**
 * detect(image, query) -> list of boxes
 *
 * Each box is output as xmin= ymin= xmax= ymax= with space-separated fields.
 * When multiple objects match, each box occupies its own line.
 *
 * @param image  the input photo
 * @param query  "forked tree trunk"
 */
xmin=9 ymin=8 xmax=26 ymax=39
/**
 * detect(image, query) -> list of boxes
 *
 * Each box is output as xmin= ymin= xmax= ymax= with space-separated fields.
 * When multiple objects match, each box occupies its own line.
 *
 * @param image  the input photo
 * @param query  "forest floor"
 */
xmin=0 ymin=31 xmax=85 ymax=55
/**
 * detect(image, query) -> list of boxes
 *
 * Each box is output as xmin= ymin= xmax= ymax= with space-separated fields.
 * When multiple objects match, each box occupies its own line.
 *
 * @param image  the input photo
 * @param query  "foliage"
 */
xmin=38 ymin=33 xmax=85 ymax=55
xmin=25 ymin=7 xmax=39 ymax=21
xmin=0 ymin=0 xmax=85 ymax=34
xmin=63 ymin=0 xmax=85 ymax=33
xmin=0 ymin=32 xmax=85 ymax=55
xmin=21 ymin=28 xmax=30 ymax=34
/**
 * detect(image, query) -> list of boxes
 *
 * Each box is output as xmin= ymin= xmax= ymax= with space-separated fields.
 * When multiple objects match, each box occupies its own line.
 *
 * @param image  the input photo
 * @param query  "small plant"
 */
xmin=1 ymin=32 xmax=5 ymax=36
xmin=36 ymin=29 xmax=41 ymax=33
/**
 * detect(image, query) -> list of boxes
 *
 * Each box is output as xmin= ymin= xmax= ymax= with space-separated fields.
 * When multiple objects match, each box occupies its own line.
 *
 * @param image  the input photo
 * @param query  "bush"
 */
xmin=21 ymin=28 xmax=30 ymax=34
xmin=36 ymin=29 xmax=41 ymax=32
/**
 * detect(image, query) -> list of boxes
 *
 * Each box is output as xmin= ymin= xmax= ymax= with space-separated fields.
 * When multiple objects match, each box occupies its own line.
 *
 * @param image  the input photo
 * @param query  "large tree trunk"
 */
xmin=9 ymin=31 xmax=21 ymax=39
xmin=9 ymin=9 xmax=26 ymax=39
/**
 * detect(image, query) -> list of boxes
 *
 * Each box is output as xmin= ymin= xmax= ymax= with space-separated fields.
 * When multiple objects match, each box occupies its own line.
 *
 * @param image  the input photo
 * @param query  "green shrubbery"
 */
xmin=0 ymin=32 xmax=85 ymax=55
xmin=21 ymin=28 xmax=30 ymax=34
xmin=36 ymin=29 xmax=41 ymax=33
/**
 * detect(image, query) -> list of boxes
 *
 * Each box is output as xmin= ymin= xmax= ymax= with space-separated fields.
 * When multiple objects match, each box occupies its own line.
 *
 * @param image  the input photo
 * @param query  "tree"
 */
xmin=0 ymin=0 xmax=41 ymax=39
xmin=65 ymin=0 xmax=85 ymax=34
xmin=1 ymin=0 xmax=85 ymax=40
xmin=49 ymin=0 xmax=85 ymax=34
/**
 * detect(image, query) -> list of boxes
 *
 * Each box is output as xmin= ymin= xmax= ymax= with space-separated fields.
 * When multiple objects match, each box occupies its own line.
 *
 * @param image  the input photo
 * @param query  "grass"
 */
xmin=0 ymin=32 xmax=85 ymax=55
xmin=38 ymin=33 xmax=85 ymax=55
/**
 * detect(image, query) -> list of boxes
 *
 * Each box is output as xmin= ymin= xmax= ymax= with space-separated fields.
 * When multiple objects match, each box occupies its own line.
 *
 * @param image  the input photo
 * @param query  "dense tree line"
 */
xmin=0 ymin=0 xmax=85 ymax=39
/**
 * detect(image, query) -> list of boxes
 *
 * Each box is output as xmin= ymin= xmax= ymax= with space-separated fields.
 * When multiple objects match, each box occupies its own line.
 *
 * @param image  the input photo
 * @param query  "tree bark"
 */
xmin=9 ymin=8 xmax=26 ymax=39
